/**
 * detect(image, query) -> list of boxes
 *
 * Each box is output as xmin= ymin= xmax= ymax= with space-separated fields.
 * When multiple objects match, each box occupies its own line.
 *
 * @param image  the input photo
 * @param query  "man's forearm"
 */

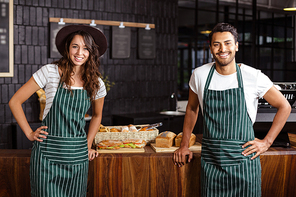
xmin=264 ymin=104 xmax=291 ymax=145
xmin=180 ymin=107 xmax=199 ymax=147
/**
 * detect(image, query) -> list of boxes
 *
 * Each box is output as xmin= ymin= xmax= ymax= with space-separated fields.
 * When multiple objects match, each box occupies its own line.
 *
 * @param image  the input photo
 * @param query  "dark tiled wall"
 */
xmin=0 ymin=0 xmax=178 ymax=148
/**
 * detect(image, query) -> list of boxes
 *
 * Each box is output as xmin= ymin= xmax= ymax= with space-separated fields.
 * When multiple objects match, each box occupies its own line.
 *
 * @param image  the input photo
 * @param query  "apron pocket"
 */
xmin=40 ymin=135 xmax=88 ymax=165
xmin=201 ymin=137 xmax=252 ymax=167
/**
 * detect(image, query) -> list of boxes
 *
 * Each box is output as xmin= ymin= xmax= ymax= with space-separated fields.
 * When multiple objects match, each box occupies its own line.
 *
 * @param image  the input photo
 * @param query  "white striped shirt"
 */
xmin=33 ymin=64 xmax=107 ymax=120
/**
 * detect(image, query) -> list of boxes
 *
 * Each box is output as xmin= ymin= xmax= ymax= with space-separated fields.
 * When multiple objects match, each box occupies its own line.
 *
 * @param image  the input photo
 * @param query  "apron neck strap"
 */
xmin=204 ymin=63 xmax=244 ymax=90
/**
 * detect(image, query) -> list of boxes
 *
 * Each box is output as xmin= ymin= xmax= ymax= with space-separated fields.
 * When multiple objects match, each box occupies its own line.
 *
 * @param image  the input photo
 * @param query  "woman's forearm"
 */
xmin=9 ymin=99 xmax=34 ymax=139
xmin=87 ymin=115 xmax=102 ymax=149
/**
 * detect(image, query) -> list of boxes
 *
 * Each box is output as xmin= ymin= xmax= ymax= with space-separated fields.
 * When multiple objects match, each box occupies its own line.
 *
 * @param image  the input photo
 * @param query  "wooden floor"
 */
xmin=1 ymin=134 xmax=296 ymax=197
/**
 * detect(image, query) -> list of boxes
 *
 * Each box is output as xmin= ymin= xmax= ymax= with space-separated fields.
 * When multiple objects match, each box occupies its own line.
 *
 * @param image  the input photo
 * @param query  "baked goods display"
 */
xmin=155 ymin=131 xmax=176 ymax=148
xmin=154 ymin=131 xmax=197 ymax=149
xmin=174 ymin=132 xmax=196 ymax=147
xmin=94 ymin=124 xmax=159 ymax=145
xmin=98 ymin=124 xmax=159 ymax=133
xmin=97 ymin=139 xmax=146 ymax=150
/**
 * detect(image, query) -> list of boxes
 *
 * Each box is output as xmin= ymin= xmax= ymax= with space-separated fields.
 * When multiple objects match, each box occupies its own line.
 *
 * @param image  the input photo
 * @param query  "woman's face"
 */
xmin=69 ymin=34 xmax=90 ymax=67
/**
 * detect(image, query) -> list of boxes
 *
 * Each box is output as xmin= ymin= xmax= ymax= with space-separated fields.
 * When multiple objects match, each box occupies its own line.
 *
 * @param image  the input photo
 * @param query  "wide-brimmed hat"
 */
xmin=55 ymin=24 xmax=107 ymax=57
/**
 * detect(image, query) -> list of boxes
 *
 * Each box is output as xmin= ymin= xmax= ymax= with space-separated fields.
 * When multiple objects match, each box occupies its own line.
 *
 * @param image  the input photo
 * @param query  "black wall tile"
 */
xmin=63 ymin=0 xmax=69 ymax=9
xmin=25 ymin=26 xmax=31 ymax=45
xmin=30 ymin=7 xmax=36 ymax=26
xmin=36 ymin=7 xmax=43 ymax=26
xmin=38 ymin=0 xmax=44 ymax=7
xmin=25 ymin=65 xmax=32 ymax=82
xmin=45 ymin=0 xmax=51 ymax=7
xmin=23 ymin=6 xmax=30 ymax=25
xmin=21 ymin=45 xmax=27 ymax=64
xmin=38 ymin=27 xmax=45 ymax=46
xmin=32 ymin=0 xmax=38 ymax=6
xmin=28 ymin=46 xmax=34 ymax=64
xmin=16 ymin=6 xmax=23 ymax=25
xmin=32 ymin=26 xmax=38 ymax=45
xmin=42 ymin=8 xmax=49 ymax=26
xmin=52 ymin=0 xmax=58 ymax=8
xmin=70 ymin=0 xmax=75 ymax=9
xmin=18 ymin=65 xmax=25 ymax=84
xmin=2 ymin=85 xmax=8 ymax=104
xmin=34 ymin=46 xmax=41 ymax=65
xmin=14 ymin=45 xmax=21 ymax=64
xmin=12 ymin=65 xmax=18 ymax=84
xmin=18 ymin=25 xmax=25 ymax=44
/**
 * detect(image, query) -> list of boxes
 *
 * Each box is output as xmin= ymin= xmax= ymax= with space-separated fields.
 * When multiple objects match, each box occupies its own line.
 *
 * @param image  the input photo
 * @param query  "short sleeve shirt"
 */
xmin=33 ymin=64 xmax=107 ymax=120
xmin=189 ymin=62 xmax=273 ymax=124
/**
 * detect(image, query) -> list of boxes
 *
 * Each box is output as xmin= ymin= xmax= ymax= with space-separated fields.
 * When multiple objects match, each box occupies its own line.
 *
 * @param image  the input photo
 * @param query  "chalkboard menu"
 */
xmin=0 ymin=0 xmax=13 ymax=77
xmin=112 ymin=26 xmax=131 ymax=59
xmin=50 ymin=22 xmax=64 ymax=58
xmin=138 ymin=29 xmax=155 ymax=59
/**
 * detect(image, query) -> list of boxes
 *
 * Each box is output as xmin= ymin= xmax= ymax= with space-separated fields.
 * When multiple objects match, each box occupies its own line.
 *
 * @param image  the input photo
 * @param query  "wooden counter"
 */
xmin=1 ymin=134 xmax=296 ymax=197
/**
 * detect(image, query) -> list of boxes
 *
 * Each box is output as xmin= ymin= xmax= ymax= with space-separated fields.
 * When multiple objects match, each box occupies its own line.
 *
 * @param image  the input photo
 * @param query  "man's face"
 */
xmin=210 ymin=32 xmax=238 ymax=67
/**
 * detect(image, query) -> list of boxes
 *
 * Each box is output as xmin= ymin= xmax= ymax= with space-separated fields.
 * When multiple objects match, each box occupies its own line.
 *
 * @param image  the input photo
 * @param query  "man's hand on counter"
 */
xmin=88 ymin=149 xmax=99 ymax=161
xmin=173 ymin=146 xmax=193 ymax=167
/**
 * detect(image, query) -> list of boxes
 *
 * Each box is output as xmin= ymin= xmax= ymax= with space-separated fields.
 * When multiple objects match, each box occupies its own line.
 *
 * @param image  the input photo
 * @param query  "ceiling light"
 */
xmin=284 ymin=0 xmax=296 ymax=11
xmin=200 ymin=30 xmax=211 ymax=35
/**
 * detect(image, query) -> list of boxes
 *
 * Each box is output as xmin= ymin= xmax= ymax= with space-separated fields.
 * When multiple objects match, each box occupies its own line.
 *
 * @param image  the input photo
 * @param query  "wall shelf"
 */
xmin=49 ymin=17 xmax=155 ymax=29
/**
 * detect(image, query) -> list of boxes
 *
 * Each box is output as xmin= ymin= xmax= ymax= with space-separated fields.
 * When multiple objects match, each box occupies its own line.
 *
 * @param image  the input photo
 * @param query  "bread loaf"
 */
xmin=155 ymin=131 xmax=176 ymax=148
xmin=175 ymin=132 xmax=196 ymax=147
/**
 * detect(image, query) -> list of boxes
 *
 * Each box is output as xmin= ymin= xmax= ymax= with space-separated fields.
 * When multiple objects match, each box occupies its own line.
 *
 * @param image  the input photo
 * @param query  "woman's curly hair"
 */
xmin=53 ymin=30 xmax=102 ymax=101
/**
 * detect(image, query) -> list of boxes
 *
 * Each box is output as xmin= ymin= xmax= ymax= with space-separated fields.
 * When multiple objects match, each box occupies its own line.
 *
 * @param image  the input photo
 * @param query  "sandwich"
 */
xmin=97 ymin=140 xmax=124 ymax=150
xmin=122 ymin=139 xmax=147 ymax=148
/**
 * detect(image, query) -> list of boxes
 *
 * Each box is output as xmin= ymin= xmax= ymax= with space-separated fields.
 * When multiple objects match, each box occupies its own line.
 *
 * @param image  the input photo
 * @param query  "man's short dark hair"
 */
xmin=209 ymin=23 xmax=238 ymax=45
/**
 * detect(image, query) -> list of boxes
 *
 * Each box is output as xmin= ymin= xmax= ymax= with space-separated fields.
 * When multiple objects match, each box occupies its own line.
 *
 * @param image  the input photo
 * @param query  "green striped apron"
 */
xmin=30 ymin=84 xmax=91 ymax=197
xmin=201 ymin=64 xmax=261 ymax=197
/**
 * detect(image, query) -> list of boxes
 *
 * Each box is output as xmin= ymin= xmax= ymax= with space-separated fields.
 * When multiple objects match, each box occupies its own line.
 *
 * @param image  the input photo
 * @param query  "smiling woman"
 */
xmin=9 ymin=25 xmax=108 ymax=197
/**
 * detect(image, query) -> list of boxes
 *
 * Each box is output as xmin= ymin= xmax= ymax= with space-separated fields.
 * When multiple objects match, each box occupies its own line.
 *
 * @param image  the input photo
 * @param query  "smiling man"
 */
xmin=173 ymin=23 xmax=291 ymax=196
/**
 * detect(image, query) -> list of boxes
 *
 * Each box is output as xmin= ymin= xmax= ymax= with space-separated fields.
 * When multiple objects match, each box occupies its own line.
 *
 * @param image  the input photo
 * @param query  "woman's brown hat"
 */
xmin=55 ymin=24 xmax=107 ymax=57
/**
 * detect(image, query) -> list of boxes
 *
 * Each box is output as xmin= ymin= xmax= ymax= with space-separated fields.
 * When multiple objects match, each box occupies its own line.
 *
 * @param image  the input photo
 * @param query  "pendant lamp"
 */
xmin=284 ymin=0 xmax=296 ymax=11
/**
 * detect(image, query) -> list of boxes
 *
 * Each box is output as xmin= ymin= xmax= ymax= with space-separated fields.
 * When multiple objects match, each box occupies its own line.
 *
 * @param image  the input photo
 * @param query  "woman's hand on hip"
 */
xmin=88 ymin=149 xmax=98 ymax=161
xmin=242 ymin=138 xmax=270 ymax=160
xmin=28 ymin=126 xmax=48 ymax=142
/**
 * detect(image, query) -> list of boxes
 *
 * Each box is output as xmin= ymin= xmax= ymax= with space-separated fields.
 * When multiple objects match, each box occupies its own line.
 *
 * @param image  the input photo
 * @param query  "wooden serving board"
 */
xmin=97 ymin=148 xmax=145 ymax=153
xmin=150 ymin=142 xmax=202 ymax=153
